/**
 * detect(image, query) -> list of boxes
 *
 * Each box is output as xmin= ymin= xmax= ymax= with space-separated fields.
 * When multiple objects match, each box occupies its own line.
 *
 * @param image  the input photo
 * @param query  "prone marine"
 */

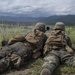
xmin=0 ymin=22 xmax=47 ymax=73
xmin=40 ymin=22 xmax=75 ymax=75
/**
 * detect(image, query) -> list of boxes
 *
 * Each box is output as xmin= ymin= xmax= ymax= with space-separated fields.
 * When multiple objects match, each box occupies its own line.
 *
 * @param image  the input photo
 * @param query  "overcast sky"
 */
xmin=0 ymin=0 xmax=75 ymax=17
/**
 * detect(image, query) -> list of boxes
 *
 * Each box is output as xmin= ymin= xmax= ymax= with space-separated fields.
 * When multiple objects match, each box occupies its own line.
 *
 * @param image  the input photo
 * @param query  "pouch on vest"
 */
xmin=45 ymin=30 xmax=73 ymax=53
xmin=46 ymin=30 xmax=66 ymax=48
xmin=25 ymin=29 xmax=44 ymax=46
xmin=25 ymin=29 xmax=45 ymax=57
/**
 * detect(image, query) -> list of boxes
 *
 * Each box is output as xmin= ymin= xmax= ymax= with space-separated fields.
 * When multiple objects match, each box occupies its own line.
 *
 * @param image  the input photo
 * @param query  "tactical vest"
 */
xmin=44 ymin=30 xmax=73 ymax=54
xmin=44 ymin=30 xmax=66 ymax=54
xmin=47 ymin=30 xmax=66 ymax=48
xmin=25 ymin=29 xmax=45 ymax=46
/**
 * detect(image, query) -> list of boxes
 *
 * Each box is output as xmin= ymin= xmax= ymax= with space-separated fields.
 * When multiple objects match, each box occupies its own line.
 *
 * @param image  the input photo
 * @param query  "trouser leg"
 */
xmin=0 ymin=57 xmax=10 ymax=73
xmin=10 ymin=42 xmax=33 ymax=68
xmin=64 ymin=55 xmax=75 ymax=67
xmin=40 ymin=53 xmax=60 ymax=75
xmin=60 ymin=50 xmax=75 ymax=67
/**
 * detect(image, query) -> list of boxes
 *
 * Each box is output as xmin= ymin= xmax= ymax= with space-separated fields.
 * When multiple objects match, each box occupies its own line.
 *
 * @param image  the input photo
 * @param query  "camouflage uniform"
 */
xmin=0 ymin=22 xmax=47 ymax=73
xmin=40 ymin=22 xmax=75 ymax=75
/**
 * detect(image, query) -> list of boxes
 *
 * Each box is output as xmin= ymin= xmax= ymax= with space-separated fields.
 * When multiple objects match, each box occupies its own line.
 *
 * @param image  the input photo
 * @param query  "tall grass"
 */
xmin=66 ymin=26 xmax=75 ymax=45
xmin=0 ymin=24 xmax=33 ymax=46
xmin=0 ymin=24 xmax=75 ymax=46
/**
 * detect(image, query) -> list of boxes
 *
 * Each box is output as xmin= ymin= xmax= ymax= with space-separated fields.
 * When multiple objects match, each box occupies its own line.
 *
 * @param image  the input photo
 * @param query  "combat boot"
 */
xmin=40 ymin=68 xmax=51 ymax=75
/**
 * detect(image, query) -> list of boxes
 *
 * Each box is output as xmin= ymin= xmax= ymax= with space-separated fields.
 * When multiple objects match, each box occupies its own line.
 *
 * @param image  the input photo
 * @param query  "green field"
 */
xmin=0 ymin=24 xmax=75 ymax=75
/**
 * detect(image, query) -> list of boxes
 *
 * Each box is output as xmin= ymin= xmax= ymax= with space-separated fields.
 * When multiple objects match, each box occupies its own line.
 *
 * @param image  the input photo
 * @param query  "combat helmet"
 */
xmin=34 ymin=22 xmax=46 ymax=32
xmin=54 ymin=22 xmax=65 ymax=31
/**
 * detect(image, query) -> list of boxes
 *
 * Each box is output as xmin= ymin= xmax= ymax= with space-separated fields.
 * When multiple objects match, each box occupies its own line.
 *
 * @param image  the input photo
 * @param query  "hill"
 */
xmin=0 ymin=15 xmax=75 ymax=25
xmin=40 ymin=15 xmax=75 ymax=25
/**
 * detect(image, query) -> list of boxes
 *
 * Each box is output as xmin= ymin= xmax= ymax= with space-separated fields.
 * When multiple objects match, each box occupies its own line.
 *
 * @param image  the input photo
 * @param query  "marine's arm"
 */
xmin=65 ymin=34 xmax=75 ymax=52
xmin=65 ymin=34 xmax=72 ymax=48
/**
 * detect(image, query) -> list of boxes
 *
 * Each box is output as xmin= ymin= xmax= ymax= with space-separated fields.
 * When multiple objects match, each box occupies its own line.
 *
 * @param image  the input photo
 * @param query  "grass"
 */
xmin=66 ymin=26 xmax=75 ymax=45
xmin=0 ymin=24 xmax=75 ymax=75
xmin=0 ymin=24 xmax=32 ymax=46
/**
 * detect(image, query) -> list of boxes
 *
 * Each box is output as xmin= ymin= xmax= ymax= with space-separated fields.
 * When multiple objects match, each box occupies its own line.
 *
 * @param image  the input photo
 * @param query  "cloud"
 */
xmin=0 ymin=0 xmax=75 ymax=17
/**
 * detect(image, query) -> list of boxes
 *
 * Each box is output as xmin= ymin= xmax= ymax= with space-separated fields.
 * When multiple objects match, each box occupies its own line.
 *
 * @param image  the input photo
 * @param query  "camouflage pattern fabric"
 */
xmin=10 ymin=53 xmax=22 ymax=69
xmin=0 ymin=31 xmax=47 ymax=73
xmin=40 ymin=22 xmax=75 ymax=75
xmin=34 ymin=22 xmax=46 ymax=32
xmin=53 ymin=22 xmax=65 ymax=31
xmin=0 ymin=42 xmax=33 ymax=59
xmin=0 ymin=46 xmax=13 ymax=58
xmin=0 ymin=42 xmax=33 ymax=73
xmin=25 ymin=29 xmax=45 ymax=45
xmin=41 ymin=33 xmax=74 ymax=75
xmin=42 ymin=53 xmax=60 ymax=75
xmin=10 ymin=42 xmax=33 ymax=61
xmin=0 ymin=22 xmax=47 ymax=73
xmin=44 ymin=29 xmax=73 ymax=54
xmin=65 ymin=55 xmax=75 ymax=67
xmin=0 ymin=57 xmax=10 ymax=73
xmin=8 ymin=29 xmax=47 ymax=59
xmin=42 ymin=49 xmax=75 ymax=75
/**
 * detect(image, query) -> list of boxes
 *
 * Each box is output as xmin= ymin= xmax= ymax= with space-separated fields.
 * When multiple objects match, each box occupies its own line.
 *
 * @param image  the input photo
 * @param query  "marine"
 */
xmin=40 ymin=22 xmax=75 ymax=75
xmin=0 ymin=22 xmax=47 ymax=73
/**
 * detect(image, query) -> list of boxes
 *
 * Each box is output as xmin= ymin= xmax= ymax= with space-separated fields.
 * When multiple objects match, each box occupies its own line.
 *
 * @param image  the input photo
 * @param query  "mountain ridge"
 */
xmin=0 ymin=15 xmax=75 ymax=25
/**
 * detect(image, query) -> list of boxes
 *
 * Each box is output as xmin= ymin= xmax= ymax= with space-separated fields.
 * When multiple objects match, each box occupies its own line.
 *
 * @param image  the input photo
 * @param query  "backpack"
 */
xmin=25 ymin=29 xmax=45 ymax=46
xmin=46 ymin=30 xmax=67 ymax=50
xmin=25 ymin=29 xmax=46 ymax=59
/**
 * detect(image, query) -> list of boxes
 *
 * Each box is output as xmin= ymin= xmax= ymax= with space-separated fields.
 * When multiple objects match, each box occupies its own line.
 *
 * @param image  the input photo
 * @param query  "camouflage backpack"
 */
xmin=25 ymin=29 xmax=46 ymax=59
xmin=25 ymin=29 xmax=45 ymax=46
xmin=44 ymin=30 xmax=73 ymax=54
xmin=47 ymin=30 xmax=66 ymax=44
xmin=44 ymin=30 xmax=67 ymax=52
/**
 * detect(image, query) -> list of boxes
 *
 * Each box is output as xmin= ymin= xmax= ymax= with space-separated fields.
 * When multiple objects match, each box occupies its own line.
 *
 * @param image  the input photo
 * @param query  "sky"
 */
xmin=0 ymin=0 xmax=75 ymax=17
